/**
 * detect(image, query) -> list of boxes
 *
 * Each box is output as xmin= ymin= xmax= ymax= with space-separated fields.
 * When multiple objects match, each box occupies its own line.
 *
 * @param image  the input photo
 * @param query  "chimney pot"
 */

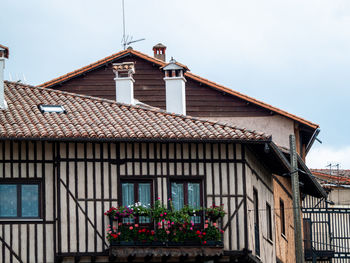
xmin=113 ymin=62 xmax=135 ymax=105
xmin=153 ymin=43 xmax=166 ymax=62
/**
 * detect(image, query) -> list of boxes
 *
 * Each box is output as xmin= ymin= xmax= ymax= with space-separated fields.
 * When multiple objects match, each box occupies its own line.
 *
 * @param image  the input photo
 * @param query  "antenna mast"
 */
xmin=121 ymin=0 xmax=145 ymax=50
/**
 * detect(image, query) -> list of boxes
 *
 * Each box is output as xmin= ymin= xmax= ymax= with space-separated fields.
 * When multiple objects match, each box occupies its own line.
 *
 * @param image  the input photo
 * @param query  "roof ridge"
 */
xmin=37 ymin=48 xmax=318 ymax=129
xmin=8 ymin=81 xmax=271 ymax=140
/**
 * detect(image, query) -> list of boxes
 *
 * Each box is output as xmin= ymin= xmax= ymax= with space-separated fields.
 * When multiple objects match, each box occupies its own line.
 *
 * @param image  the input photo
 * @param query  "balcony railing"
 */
xmin=105 ymin=201 xmax=225 ymax=256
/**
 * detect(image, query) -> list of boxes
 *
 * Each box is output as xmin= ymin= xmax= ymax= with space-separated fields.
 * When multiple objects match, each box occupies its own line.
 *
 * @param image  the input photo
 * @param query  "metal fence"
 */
xmin=303 ymin=195 xmax=350 ymax=263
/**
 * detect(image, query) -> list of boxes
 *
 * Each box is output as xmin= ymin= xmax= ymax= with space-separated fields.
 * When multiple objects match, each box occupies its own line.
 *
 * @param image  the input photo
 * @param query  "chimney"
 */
xmin=112 ymin=62 xmax=135 ymax=105
xmin=0 ymin=44 xmax=9 ymax=109
xmin=153 ymin=43 xmax=166 ymax=62
xmin=163 ymin=58 xmax=187 ymax=115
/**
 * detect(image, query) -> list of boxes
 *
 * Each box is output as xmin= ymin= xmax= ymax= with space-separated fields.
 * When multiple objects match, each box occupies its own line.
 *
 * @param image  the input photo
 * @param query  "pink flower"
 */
xmin=135 ymin=224 xmax=139 ymax=228
xmin=160 ymin=214 xmax=163 ymax=217
xmin=167 ymin=221 xmax=170 ymax=224
xmin=204 ymin=224 xmax=208 ymax=229
xmin=113 ymin=226 xmax=117 ymax=230
xmin=205 ymin=220 xmax=208 ymax=223
xmin=168 ymin=198 xmax=171 ymax=201
xmin=166 ymin=231 xmax=170 ymax=235
xmin=108 ymin=225 xmax=111 ymax=227
xmin=129 ymin=226 xmax=133 ymax=230
xmin=171 ymin=222 xmax=174 ymax=225
xmin=190 ymin=227 xmax=193 ymax=230
xmin=106 ymin=228 xmax=111 ymax=231
xmin=164 ymin=212 xmax=167 ymax=216
xmin=109 ymin=231 xmax=112 ymax=234
xmin=162 ymin=219 xmax=165 ymax=222
xmin=157 ymin=197 xmax=161 ymax=200
xmin=158 ymin=222 xmax=161 ymax=226
xmin=213 ymin=223 xmax=217 ymax=227
xmin=220 ymin=230 xmax=224 ymax=233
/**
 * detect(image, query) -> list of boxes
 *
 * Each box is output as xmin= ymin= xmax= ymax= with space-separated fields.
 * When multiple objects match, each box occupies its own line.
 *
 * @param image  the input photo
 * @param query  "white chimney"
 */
xmin=163 ymin=58 xmax=187 ymax=115
xmin=0 ymin=44 xmax=9 ymax=110
xmin=112 ymin=62 xmax=135 ymax=105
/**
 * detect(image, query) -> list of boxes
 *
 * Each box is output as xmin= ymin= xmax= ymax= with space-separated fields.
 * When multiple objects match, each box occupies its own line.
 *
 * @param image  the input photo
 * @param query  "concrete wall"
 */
xmin=205 ymin=115 xmax=295 ymax=148
xmin=328 ymin=188 xmax=350 ymax=206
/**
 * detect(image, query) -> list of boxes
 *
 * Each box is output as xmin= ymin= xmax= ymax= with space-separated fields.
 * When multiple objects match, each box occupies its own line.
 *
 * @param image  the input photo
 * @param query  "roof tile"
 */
xmin=1 ymin=81 xmax=271 ymax=142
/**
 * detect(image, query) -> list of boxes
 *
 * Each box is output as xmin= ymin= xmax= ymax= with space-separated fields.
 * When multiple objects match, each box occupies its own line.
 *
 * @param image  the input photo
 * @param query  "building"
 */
xmin=303 ymin=169 xmax=350 ymax=263
xmin=0 ymin=45 xmax=325 ymax=263
xmin=38 ymin=43 xmax=326 ymax=263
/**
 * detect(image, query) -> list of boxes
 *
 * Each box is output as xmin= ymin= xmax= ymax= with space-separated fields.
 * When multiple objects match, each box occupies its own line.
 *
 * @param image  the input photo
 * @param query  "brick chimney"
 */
xmin=153 ymin=43 xmax=166 ymax=62
xmin=112 ymin=62 xmax=135 ymax=105
xmin=163 ymin=58 xmax=187 ymax=115
xmin=0 ymin=44 xmax=9 ymax=109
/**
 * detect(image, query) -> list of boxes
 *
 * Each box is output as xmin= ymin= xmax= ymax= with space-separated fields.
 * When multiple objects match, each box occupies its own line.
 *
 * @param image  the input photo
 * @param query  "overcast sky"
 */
xmin=1 ymin=0 xmax=350 ymax=168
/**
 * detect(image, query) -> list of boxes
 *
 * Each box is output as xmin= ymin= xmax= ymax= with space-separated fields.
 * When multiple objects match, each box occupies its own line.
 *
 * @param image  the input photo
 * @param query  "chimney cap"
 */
xmin=153 ymin=43 xmax=167 ymax=50
xmin=0 ymin=44 xmax=9 ymax=59
xmin=161 ymin=57 xmax=189 ymax=72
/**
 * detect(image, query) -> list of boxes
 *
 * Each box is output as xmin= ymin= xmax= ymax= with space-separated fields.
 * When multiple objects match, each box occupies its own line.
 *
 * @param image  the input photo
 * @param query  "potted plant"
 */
xmin=205 ymin=204 xmax=226 ymax=222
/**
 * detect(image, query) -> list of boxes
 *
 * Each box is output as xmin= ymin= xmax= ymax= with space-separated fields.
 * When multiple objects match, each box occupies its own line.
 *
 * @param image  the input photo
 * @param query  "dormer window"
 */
xmin=38 ymin=104 xmax=66 ymax=114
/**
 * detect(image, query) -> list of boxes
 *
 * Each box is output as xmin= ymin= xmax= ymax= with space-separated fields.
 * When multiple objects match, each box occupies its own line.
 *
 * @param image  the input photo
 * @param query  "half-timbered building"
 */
xmin=0 ymin=72 xmax=323 ymax=263
xmin=37 ymin=43 xmax=327 ymax=263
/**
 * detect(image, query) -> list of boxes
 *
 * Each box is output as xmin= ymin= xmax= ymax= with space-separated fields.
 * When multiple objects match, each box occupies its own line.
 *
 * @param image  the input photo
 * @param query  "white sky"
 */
xmin=1 ymin=0 xmax=350 ymax=168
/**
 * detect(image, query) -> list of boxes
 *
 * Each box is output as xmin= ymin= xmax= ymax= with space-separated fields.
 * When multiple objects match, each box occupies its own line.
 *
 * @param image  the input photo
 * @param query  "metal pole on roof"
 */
xmin=290 ymin=134 xmax=305 ymax=263
xmin=122 ymin=0 xmax=126 ymax=50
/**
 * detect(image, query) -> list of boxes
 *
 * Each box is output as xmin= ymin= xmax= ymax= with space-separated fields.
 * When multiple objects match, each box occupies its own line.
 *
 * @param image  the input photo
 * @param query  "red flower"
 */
xmin=111 ymin=234 xmax=118 ymax=239
xmin=202 ymin=232 xmax=206 ymax=235
xmin=203 ymin=241 xmax=207 ymax=244
xmin=196 ymin=230 xmax=201 ymax=235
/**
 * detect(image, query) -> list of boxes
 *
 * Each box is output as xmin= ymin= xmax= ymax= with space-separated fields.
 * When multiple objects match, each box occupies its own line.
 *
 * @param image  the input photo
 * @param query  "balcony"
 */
xmin=105 ymin=201 xmax=225 ymax=258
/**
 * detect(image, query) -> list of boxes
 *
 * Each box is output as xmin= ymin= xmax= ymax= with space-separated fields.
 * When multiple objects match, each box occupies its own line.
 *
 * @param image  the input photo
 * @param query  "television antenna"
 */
xmin=121 ymin=0 xmax=145 ymax=50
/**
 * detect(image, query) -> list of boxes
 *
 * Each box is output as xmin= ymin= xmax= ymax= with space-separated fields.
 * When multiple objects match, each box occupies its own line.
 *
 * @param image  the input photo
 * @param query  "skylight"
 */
xmin=38 ymin=104 xmax=66 ymax=114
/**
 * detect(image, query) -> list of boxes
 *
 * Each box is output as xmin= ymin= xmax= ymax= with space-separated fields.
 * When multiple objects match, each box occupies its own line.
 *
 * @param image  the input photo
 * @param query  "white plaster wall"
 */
xmin=205 ymin=115 xmax=295 ymax=148
xmin=245 ymin=148 xmax=276 ymax=263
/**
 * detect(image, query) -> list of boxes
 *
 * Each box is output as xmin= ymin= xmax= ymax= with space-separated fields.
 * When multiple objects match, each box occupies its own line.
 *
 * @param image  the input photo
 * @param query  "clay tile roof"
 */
xmin=0 ymin=44 xmax=9 ymax=59
xmin=37 ymin=49 xmax=318 ymax=130
xmin=1 ymin=81 xmax=271 ymax=142
xmin=311 ymin=169 xmax=350 ymax=187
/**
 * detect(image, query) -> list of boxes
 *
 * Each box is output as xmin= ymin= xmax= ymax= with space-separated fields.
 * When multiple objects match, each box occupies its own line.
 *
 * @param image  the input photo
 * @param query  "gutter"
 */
xmin=297 ymin=154 xmax=328 ymax=198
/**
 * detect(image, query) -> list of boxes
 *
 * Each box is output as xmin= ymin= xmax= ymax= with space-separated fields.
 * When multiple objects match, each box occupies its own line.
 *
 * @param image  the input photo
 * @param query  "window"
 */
xmin=38 ymin=104 xmax=66 ymax=114
xmin=0 ymin=182 xmax=41 ymax=219
xmin=121 ymin=181 xmax=152 ymax=224
xmin=253 ymin=188 xmax=260 ymax=256
xmin=266 ymin=202 xmax=272 ymax=241
xmin=171 ymin=181 xmax=202 ymax=224
xmin=280 ymin=199 xmax=285 ymax=236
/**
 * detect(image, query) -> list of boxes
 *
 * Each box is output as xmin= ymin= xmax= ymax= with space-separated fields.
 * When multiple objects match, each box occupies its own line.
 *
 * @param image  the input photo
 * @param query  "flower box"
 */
xmin=105 ymin=200 xmax=226 ymax=247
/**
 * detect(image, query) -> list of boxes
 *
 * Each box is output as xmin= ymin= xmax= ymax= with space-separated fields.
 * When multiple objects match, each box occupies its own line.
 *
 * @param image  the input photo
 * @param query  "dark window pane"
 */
xmin=21 ymin=185 xmax=39 ymax=217
xmin=0 ymin=185 xmax=17 ymax=217
xmin=280 ymin=199 xmax=285 ymax=235
xmin=171 ymin=182 xmax=184 ymax=211
xmin=266 ymin=203 xmax=272 ymax=240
